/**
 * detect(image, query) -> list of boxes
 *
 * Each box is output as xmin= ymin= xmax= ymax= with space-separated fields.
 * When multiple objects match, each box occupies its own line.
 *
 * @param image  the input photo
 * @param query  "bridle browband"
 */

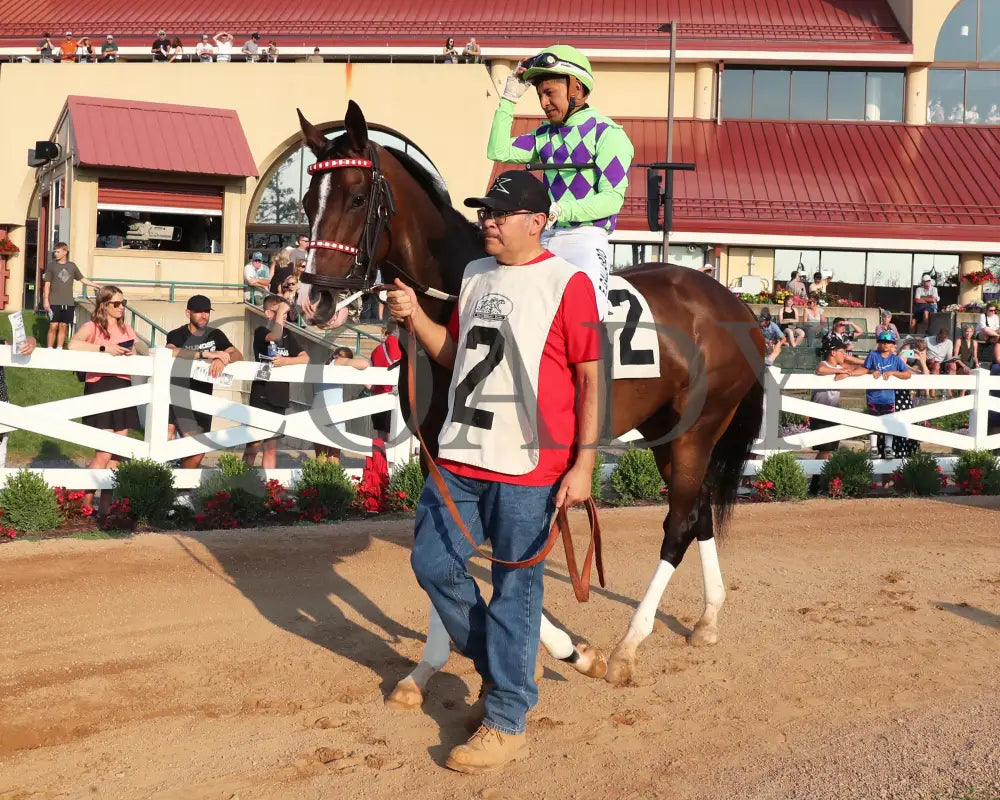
xmin=300 ymin=146 xmax=457 ymax=303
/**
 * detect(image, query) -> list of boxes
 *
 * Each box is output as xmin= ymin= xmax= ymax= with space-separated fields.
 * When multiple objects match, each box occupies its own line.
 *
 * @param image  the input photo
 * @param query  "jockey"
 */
xmin=487 ymin=44 xmax=635 ymax=320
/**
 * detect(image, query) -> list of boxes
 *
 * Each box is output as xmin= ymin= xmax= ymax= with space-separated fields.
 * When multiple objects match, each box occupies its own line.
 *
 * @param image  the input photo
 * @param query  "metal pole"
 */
xmin=663 ymin=20 xmax=677 ymax=255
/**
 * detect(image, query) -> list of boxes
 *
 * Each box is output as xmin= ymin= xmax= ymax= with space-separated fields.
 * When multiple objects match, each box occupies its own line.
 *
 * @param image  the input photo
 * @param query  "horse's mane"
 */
xmin=384 ymin=147 xmax=451 ymax=208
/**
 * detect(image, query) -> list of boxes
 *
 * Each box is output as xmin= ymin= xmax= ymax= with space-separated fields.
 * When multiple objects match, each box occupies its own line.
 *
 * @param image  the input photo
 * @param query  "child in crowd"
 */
xmin=863 ymin=329 xmax=911 ymax=458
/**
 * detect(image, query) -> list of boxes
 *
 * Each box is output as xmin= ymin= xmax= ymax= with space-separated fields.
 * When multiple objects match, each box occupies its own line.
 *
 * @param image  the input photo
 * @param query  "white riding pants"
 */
xmin=541 ymin=226 xmax=610 ymax=320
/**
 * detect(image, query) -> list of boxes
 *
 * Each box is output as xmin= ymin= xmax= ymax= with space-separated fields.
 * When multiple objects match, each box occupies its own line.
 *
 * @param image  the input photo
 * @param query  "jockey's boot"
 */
xmin=445 ymin=725 xmax=528 ymax=774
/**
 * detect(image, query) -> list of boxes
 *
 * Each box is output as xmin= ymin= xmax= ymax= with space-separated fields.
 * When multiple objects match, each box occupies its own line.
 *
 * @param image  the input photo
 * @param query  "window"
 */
xmin=723 ymin=68 xmax=904 ymax=122
xmin=610 ymin=243 xmax=662 ymax=271
xmin=935 ymin=0 xmax=978 ymax=61
xmin=929 ymin=68 xmax=1000 ymax=123
xmin=96 ymin=181 xmax=223 ymax=253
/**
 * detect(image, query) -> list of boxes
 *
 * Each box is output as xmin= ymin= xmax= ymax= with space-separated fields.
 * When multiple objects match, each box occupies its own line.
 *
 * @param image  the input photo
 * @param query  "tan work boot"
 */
xmin=465 ymin=660 xmax=543 ymax=733
xmin=445 ymin=724 xmax=528 ymax=774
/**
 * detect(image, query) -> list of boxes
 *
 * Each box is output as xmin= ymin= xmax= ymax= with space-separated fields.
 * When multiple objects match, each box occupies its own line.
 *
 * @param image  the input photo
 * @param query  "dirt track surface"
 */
xmin=2 ymin=499 xmax=999 ymax=800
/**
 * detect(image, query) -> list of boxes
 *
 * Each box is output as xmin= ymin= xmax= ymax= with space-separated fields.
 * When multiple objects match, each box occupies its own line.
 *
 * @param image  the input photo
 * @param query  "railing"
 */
xmin=82 ymin=279 xmax=246 ymax=303
xmin=0 ymin=345 xmax=414 ymax=489
xmin=748 ymin=367 xmax=1000 ymax=475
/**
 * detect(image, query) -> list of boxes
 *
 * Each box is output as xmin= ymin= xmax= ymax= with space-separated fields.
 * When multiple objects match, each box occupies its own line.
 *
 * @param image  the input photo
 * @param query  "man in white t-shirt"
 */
xmin=913 ymin=274 xmax=939 ymax=334
xmin=213 ymin=32 xmax=234 ymax=62
xmin=243 ymin=252 xmax=271 ymax=301
xmin=976 ymin=301 xmax=1000 ymax=361
xmin=924 ymin=328 xmax=953 ymax=375
xmin=195 ymin=35 xmax=214 ymax=62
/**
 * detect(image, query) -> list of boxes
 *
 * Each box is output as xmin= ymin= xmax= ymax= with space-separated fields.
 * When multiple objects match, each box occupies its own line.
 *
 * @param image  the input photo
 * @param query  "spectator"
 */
xmin=924 ymin=327 xmax=953 ymax=379
xmin=829 ymin=317 xmax=863 ymax=353
xmin=37 ymin=33 xmax=56 ymax=63
xmin=758 ymin=308 xmax=785 ymax=366
xmin=242 ymin=33 xmax=261 ymax=62
xmin=786 ymin=270 xmax=808 ymax=298
xmin=306 ymin=46 xmax=323 ymax=63
xmin=266 ymin=40 xmax=279 ymax=62
xmin=269 ymin=251 xmax=293 ymax=295
xmin=100 ymin=34 xmax=119 ymax=62
xmin=59 ymin=32 xmax=79 ymax=62
xmin=313 ymin=346 xmax=371 ymax=463
xmin=214 ymin=32 xmax=235 ymax=62
xmin=168 ymin=37 xmax=184 ymax=63
xmin=913 ymin=274 xmax=939 ymax=334
xmin=195 ymin=35 xmax=215 ymax=62
xmin=809 ymin=337 xmax=866 ymax=491
xmin=801 ymin=294 xmax=825 ymax=347
xmin=243 ymin=296 xmax=308 ymax=469
xmin=894 ymin=339 xmax=926 ymax=458
xmin=290 ymin=234 xmax=309 ymax=264
xmin=863 ymin=330 xmax=911 ymax=458
xmin=443 ymin=37 xmax=459 ymax=64
xmin=463 ymin=37 xmax=481 ymax=63
xmin=369 ymin=322 xmax=403 ymax=441
xmin=76 ymin=37 xmax=95 ymax=62
xmin=42 ymin=242 xmax=100 ymax=349
xmin=278 ymin=274 xmax=300 ymax=307
xmin=68 ymin=286 xmax=139 ymax=516
xmin=873 ymin=310 xmax=899 ymax=341
xmin=151 ymin=29 xmax=170 ymax=62
xmin=808 ymin=270 xmax=830 ymax=295
xmin=244 ymin=252 xmax=271 ymax=301
xmin=165 ymin=295 xmax=243 ymax=468
xmin=778 ymin=296 xmax=805 ymax=347
xmin=947 ymin=325 xmax=979 ymax=384
xmin=0 ymin=336 xmax=38 ymax=469
xmin=975 ymin=301 xmax=1000 ymax=361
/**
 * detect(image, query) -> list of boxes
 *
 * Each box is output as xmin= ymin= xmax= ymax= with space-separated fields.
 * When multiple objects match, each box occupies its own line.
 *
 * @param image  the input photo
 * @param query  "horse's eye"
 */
xmin=351 ymin=195 xmax=365 ymax=208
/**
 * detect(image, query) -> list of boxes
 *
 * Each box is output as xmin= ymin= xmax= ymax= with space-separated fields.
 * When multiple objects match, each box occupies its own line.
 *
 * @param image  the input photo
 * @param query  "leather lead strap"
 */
xmin=403 ymin=323 xmax=604 ymax=603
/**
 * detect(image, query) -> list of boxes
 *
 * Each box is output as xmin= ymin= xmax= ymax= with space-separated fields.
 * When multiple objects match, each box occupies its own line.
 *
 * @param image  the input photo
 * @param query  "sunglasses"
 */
xmin=108 ymin=299 xmax=127 ymax=308
xmin=283 ymin=282 xmax=297 ymax=290
xmin=476 ymin=209 xmax=538 ymax=225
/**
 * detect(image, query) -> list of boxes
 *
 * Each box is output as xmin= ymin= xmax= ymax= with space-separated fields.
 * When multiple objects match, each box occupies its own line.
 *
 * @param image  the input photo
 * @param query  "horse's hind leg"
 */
xmin=689 ymin=513 xmax=726 ymax=647
xmin=540 ymin=613 xmax=608 ymax=679
xmin=606 ymin=434 xmax=713 ymax=686
xmin=386 ymin=602 xmax=450 ymax=709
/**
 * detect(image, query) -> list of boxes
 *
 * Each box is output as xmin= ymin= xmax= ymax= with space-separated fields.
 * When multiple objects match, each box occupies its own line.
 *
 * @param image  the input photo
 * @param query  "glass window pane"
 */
xmin=965 ymin=70 xmax=1000 ymax=124
xmin=752 ymin=69 xmax=791 ymax=119
xmin=668 ymin=244 xmax=705 ymax=269
xmin=865 ymin=252 xmax=913 ymax=310
xmin=982 ymin=0 xmax=1000 ymax=61
xmin=935 ymin=0 xmax=978 ymax=61
xmin=928 ymin=69 xmax=967 ymax=123
xmin=723 ymin=69 xmax=753 ymax=118
xmin=775 ymin=249 xmax=820 ymax=284
xmin=790 ymin=71 xmax=828 ymax=120
xmin=828 ymin=71 xmax=866 ymax=121
xmin=821 ymin=250 xmax=866 ymax=304
xmin=865 ymin=72 xmax=904 ymax=121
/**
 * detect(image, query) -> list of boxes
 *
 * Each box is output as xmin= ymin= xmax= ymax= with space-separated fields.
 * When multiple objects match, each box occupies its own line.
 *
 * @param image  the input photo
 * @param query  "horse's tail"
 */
xmin=709 ymin=378 xmax=764 ymax=535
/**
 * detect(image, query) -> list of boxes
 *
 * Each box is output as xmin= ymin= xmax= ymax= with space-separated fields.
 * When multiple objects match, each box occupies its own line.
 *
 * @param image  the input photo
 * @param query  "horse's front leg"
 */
xmin=385 ymin=603 xmax=450 ymax=709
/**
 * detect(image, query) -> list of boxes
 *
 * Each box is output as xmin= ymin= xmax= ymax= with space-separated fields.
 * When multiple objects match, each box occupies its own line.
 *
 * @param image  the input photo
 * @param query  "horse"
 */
xmin=294 ymin=100 xmax=766 ymax=699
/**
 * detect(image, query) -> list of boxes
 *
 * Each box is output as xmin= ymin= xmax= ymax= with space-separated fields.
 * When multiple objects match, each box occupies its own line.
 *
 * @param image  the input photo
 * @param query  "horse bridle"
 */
xmin=301 ymin=144 xmax=456 ymax=302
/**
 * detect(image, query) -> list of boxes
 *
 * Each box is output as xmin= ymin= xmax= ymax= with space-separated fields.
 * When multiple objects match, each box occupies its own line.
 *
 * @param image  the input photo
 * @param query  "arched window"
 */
xmin=929 ymin=0 xmax=1000 ymax=124
xmin=245 ymin=126 xmax=441 ymax=256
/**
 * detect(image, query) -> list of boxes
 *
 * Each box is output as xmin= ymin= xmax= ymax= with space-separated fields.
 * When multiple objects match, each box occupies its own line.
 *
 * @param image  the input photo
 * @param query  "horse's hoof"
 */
xmin=605 ymin=650 xmax=635 ymax=686
xmin=385 ymin=677 xmax=423 ymax=710
xmin=574 ymin=643 xmax=608 ymax=680
xmin=688 ymin=622 xmax=719 ymax=647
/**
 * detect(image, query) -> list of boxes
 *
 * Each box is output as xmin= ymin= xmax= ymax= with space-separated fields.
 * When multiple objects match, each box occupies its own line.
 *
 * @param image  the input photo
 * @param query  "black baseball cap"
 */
xmin=464 ymin=170 xmax=550 ymax=214
xmin=187 ymin=294 xmax=213 ymax=312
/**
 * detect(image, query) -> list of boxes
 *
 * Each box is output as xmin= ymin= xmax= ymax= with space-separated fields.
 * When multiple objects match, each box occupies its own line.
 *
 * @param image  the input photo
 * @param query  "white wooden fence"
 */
xmin=0 ymin=345 xmax=415 ymax=489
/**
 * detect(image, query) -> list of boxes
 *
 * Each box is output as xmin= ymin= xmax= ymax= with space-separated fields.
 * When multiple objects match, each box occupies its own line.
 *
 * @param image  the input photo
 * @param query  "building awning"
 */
xmin=493 ymin=118 xmax=1000 ymax=242
xmin=63 ymin=96 xmax=258 ymax=178
xmin=0 ymin=0 xmax=907 ymax=50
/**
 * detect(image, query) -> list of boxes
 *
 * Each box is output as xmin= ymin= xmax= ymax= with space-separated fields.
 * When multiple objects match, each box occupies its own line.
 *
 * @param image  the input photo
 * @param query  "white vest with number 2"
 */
xmin=438 ymin=255 xmax=579 ymax=475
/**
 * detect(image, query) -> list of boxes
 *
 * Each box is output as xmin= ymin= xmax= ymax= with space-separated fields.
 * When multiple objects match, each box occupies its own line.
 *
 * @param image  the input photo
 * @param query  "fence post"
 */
xmin=384 ymin=392 xmax=411 ymax=467
xmin=756 ymin=367 xmax=784 ymax=455
xmin=145 ymin=348 xmax=173 ymax=463
xmin=969 ymin=367 xmax=991 ymax=450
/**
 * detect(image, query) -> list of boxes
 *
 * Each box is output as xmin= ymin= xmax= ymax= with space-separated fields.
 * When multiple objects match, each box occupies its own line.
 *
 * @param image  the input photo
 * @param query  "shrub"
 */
xmin=591 ymin=451 xmax=605 ymax=502
xmin=196 ymin=469 xmax=266 ymax=527
xmin=217 ymin=453 xmax=252 ymax=477
xmin=954 ymin=450 xmax=1000 ymax=495
xmin=113 ymin=459 xmax=175 ymax=525
xmin=0 ymin=470 xmax=63 ymax=532
xmin=388 ymin=459 xmax=424 ymax=512
xmin=296 ymin=457 xmax=354 ymax=521
xmin=779 ymin=411 xmax=807 ymax=427
xmin=819 ymin=449 xmax=873 ymax=499
xmin=100 ymin=497 xmax=136 ymax=532
xmin=893 ymin=451 xmax=947 ymax=496
xmin=757 ymin=452 xmax=809 ymax=501
xmin=608 ymin=448 xmax=663 ymax=505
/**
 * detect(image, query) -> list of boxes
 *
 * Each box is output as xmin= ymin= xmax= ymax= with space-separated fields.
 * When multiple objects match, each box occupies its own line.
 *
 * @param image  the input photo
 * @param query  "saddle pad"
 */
xmin=605 ymin=274 xmax=661 ymax=380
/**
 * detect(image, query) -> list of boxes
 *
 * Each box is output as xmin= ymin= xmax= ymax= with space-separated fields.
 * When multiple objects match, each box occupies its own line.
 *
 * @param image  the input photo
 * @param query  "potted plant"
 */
xmin=0 ymin=239 xmax=19 ymax=257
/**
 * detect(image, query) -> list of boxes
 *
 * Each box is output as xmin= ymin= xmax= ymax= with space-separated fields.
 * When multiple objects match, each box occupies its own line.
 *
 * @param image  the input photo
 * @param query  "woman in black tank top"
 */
xmin=779 ymin=296 xmax=805 ymax=347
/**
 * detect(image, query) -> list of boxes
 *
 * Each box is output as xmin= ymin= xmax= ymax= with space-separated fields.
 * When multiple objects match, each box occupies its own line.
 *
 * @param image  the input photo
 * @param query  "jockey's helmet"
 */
xmin=521 ymin=45 xmax=594 ymax=93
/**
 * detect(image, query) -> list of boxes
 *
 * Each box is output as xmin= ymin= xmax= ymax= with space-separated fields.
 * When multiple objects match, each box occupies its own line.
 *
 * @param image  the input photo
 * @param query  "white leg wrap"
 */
xmin=697 ymin=538 xmax=726 ymax=621
xmin=627 ymin=560 xmax=676 ymax=643
xmin=539 ymin=612 xmax=575 ymax=660
xmin=421 ymin=603 xmax=451 ymax=670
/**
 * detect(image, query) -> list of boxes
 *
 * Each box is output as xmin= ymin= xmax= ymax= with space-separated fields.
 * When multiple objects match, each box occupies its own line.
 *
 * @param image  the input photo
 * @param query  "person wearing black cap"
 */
xmin=385 ymin=169 xmax=600 ymax=773
xmin=165 ymin=295 xmax=242 ymax=467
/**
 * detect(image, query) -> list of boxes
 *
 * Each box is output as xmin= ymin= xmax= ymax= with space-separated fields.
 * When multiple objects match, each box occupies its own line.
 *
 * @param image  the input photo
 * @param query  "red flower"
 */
xmin=80 ymin=505 xmax=94 ymax=517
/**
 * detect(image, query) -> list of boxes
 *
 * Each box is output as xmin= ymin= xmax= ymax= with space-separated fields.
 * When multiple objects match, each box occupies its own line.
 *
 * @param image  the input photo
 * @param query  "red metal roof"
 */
xmin=0 ymin=0 xmax=906 ymax=50
xmin=64 ymin=96 xmax=258 ymax=177
xmin=494 ymin=117 xmax=1000 ymax=242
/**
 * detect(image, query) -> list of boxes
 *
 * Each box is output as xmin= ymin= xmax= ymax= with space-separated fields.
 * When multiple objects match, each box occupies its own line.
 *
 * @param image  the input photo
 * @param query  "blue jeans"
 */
xmin=410 ymin=467 xmax=557 ymax=735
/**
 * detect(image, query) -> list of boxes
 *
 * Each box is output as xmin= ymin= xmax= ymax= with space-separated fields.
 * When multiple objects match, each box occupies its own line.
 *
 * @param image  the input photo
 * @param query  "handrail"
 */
xmin=83 ymin=278 xmax=246 ymax=303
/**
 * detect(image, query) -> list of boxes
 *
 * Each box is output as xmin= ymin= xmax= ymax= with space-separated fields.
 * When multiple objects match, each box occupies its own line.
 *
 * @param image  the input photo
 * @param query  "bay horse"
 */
xmin=294 ymin=101 xmax=765 ymax=698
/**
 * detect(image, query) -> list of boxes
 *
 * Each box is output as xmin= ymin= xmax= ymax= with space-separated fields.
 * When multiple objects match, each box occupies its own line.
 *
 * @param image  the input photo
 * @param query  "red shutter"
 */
xmin=97 ymin=180 xmax=223 ymax=212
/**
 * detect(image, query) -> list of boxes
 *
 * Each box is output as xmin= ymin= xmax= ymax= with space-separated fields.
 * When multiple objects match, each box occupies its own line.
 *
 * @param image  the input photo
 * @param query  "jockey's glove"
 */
xmin=502 ymin=75 xmax=530 ymax=103
xmin=547 ymin=202 xmax=562 ymax=229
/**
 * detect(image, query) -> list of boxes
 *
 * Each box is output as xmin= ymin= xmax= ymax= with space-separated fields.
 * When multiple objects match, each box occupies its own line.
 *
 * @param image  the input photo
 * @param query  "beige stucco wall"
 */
xmin=911 ymin=0 xmax=963 ymax=62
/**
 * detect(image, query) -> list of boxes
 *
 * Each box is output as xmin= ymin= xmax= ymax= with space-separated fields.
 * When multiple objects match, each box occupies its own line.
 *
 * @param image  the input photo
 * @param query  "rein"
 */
xmin=400 ymin=320 xmax=605 ymax=603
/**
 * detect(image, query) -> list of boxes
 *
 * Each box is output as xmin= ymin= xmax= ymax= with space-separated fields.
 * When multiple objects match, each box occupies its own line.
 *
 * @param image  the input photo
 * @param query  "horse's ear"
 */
xmin=297 ymin=109 xmax=327 ymax=158
xmin=344 ymin=100 xmax=369 ymax=152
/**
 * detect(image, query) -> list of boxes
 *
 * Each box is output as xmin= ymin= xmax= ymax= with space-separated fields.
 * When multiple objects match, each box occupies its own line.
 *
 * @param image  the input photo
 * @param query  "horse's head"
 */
xmin=296 ymin=101 xmax=395 ymax=327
